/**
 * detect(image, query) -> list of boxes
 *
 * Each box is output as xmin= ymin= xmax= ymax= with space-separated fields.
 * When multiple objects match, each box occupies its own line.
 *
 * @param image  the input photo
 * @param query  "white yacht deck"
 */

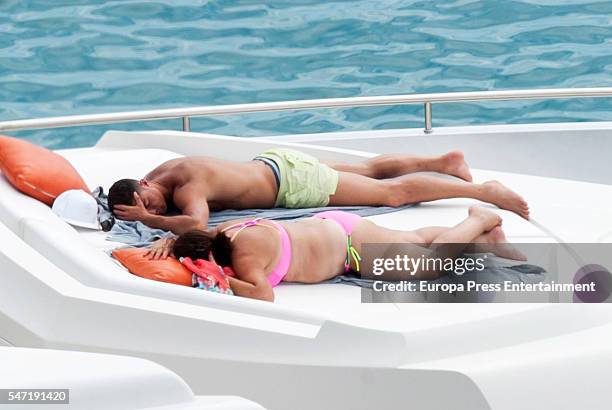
xmin=52 ymin=133 xmax=612 ymax=331
xmin=2 ymin=128 xmax=612 ymax=410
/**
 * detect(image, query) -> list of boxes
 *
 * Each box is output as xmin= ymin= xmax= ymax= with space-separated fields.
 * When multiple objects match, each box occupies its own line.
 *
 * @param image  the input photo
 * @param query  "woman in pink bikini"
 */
xmin=158 ymin=206 xmax=525 ymax=302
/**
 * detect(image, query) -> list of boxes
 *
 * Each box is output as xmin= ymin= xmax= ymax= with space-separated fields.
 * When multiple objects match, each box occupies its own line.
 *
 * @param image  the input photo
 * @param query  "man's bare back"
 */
xmin=109 ymin=148 xmax=529 ymax=236
xmin=146 ymin=157 xmax=278 ymax=210
xmin=110 ymin=156 xmax=279 ymax=234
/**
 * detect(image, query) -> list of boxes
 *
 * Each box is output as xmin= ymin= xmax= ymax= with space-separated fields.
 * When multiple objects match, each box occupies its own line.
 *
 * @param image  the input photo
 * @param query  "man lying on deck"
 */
xmin=108 ymin=148 xmax=529 ymax=235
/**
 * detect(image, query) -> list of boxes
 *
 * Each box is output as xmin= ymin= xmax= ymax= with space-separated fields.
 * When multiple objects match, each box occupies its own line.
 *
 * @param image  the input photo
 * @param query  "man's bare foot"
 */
xmin=475 ymin=226 xmax=527 ymax=261
xmin=439 ymin=151 xmax=473 ymax=182
xmin=469 ymin=205 xmax=502 ymax=231
xmin=482 ymin=180 xmax=530 ymax=219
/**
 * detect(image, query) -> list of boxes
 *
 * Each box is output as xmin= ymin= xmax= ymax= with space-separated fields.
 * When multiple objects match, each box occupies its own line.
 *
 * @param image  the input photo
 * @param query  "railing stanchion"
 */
xmin=1 ymin=87 xmax=611 ymax=132
xmin=424 ymin=102 xmax=433 ymax=134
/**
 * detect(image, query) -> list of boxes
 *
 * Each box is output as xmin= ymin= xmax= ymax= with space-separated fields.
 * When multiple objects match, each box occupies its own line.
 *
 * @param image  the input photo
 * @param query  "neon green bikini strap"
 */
xmin=345 ymin=235 xmax=362 ymax=272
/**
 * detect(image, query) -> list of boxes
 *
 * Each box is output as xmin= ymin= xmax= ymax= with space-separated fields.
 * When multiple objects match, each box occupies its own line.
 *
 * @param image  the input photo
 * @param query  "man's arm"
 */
xmin=114 ymin=192 xmax=209 ymax=234
xmin=141 ymin=213 xmax=204 ymax=235
xmin=143 ymin=197 xmax=209 ymax=234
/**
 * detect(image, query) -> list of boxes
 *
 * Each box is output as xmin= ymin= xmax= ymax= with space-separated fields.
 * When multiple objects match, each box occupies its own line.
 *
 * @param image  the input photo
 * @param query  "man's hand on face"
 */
xmin=113 ymin=192 xmax=151 ymax=222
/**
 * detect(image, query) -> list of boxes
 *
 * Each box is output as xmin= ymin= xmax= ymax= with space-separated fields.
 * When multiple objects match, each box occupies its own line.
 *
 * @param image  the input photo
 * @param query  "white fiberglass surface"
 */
xmin=77 ymin=228 xmax=125 ymax=251
xmin=0 ymin=347 xmax=264 ymax=410
xmin=58 ymin=147 xmax=183 ymax=192
xmin=274 ymin=168 xmax=612 ymax=329
xmin=51 ymin=140 xmax=612 ymax=332
xmin=262 ymin=122 xmax=612 ymax=186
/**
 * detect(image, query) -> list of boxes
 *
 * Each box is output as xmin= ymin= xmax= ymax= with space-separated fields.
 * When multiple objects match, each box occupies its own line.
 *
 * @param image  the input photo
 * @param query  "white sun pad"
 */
xmin=1 ymin=139 xmax=609 ymax=330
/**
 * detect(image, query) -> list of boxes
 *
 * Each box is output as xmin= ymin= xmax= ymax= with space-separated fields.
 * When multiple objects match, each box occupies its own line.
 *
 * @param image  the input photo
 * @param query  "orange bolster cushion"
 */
xmin=0 ymin=135 xmax=90 ymax=206
xmin=112 ymin=247 xmax=193 ymax=287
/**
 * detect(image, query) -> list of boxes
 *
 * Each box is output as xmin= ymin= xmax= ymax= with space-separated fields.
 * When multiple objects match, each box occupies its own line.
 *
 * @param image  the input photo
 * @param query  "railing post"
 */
xmin=424 ymin=102 xmax=432 ymax=134
xmin=1 ymin=88 xmax=611 ymax=133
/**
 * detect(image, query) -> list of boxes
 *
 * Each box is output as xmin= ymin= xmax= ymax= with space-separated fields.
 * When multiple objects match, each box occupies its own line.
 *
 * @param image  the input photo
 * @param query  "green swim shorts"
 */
xmin=256 ymin=148 xmax=339 ymax=208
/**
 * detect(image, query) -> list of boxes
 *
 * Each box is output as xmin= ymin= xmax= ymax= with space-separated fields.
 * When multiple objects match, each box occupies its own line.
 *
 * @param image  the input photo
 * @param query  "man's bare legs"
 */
xmin=325 ymin=151 xmax=473 ymax=182
xmin=329 ymin=171 xmax=530 ymax=219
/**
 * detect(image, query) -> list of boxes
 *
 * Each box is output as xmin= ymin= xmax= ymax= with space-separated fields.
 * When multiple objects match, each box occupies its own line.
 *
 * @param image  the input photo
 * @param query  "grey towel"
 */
xmin=93 ymin=186 xmax=172 ymax=246
xmin=93 ymin=186 xmax=414 ymax=247
xmin=107 ymin=220 xmax=174 ymax=248
xmin=204 ymin=204 xmax=414 ymax=226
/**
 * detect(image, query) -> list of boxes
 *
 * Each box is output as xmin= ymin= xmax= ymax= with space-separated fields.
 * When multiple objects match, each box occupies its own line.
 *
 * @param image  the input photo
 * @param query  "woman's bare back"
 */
xmin=220 ymin=217 xmax=349 ymax=285
xmin=282 ymin=218 xmax=347 ymax=283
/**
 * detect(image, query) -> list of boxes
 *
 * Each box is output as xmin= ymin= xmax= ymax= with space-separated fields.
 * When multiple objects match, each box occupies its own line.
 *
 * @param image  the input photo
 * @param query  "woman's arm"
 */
xmin=144 ymin=236 xmax=177 ymax=260
xmin=228 ymin=249 xmax=274 ymax=302
xmin=227 ymin=274 xmax=274 ymax=302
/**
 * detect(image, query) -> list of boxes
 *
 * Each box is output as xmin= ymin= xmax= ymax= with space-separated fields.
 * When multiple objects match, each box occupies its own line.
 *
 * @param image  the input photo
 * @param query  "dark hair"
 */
xmin=108 ymin=179 xmax=139 ymax=213
xmin=173 ymin=229 xmax=233 ymax=267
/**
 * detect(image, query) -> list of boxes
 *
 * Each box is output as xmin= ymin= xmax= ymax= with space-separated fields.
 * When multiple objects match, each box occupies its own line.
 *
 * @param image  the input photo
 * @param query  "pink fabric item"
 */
xmin=181 ymin=257 xmax=230 ymax=291
xmin=265 ymin=220 xmax=292 ymax=287
xmin=221 ymin=218 xmax=292 ymax=287
xmin=314 ymin=210 xmax=363 ymax=272
xmin=313 ymin=210 xmax=362 ymax=235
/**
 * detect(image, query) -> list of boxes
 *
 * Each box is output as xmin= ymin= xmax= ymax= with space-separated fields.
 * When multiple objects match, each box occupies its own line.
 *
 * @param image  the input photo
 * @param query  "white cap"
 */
xmin=52 ymin=189 xmax=100 ymax=230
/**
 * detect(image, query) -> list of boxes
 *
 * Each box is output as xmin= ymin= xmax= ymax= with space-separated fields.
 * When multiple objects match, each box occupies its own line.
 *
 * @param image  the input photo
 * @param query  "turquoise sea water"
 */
xmin=1 ymin=0 xmax=612 ymax=148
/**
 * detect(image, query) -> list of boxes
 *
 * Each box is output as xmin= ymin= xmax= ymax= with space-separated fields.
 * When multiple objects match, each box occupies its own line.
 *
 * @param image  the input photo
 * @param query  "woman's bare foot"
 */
xmin=482 ymin=180 xmax=530 ymax=219
xmin=439 ymin=151 xmax=473 ymax=182
xmin=468 ymin=205 xmax=502 ymax=231
xmin=475 ymin=226 xmax=527 ymax=261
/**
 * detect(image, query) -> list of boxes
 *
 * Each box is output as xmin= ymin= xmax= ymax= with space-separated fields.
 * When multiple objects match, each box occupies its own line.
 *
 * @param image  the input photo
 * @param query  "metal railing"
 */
xmin=1 ymin=87 xmax=612 ymax=134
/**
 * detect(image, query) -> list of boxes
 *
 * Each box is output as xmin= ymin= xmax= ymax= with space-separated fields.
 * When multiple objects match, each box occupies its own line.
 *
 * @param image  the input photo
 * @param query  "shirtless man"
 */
xmin=108 ymin=148 xmax=529 ymax=235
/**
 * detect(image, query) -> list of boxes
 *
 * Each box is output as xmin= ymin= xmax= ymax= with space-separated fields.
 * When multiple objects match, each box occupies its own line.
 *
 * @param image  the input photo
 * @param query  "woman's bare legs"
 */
xmin=325 ymin=150 xmax=473 ymax=181
xmin=471 ymin=226 xmax=527 ymax=261
xmin=353 ymin=206 xmax=525 ymax=279
xmin=354 ymin=206 xmax=499 ymax=249
xmin=356 ymin=209 xmax=525 ymax=260
xmin=329 ymin=171 xmax=530 ymax=219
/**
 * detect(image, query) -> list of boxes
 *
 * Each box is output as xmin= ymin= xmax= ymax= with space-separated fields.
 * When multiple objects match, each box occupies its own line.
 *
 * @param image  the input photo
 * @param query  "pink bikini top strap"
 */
xmin=220 ymin=218 xmax=291 ymax=287
xmin=221 ymin=218 xmax=272 ymax=242
xmin=265 ymin=220 xmax=292 ymax=287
